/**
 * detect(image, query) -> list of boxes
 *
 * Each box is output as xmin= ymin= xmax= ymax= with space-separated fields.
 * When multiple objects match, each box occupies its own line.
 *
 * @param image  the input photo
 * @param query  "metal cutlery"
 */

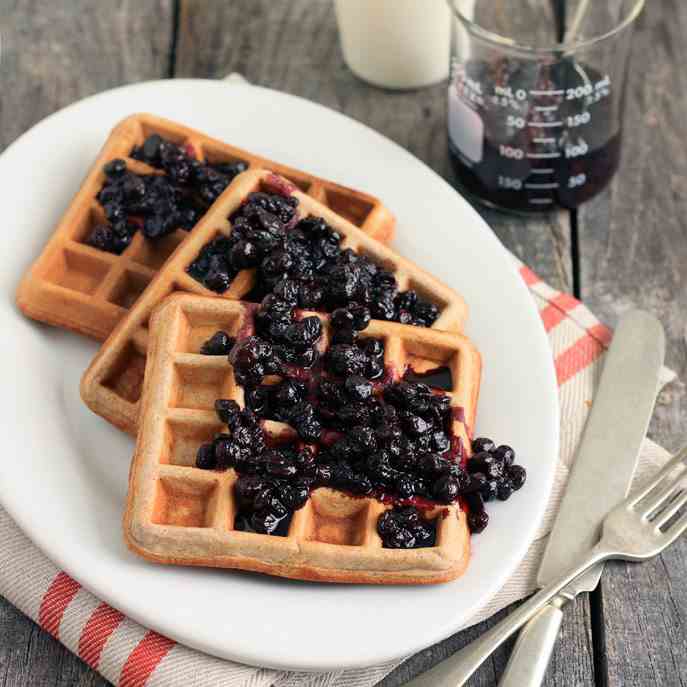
xmin=404 ymin=448 xmax=687 ymax=686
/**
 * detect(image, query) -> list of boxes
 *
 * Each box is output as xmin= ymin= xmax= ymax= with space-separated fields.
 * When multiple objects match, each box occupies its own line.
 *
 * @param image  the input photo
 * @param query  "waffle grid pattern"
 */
xmin=16 ymin=113 xmax=396 ymax=341
xmin=126 ymin=294 xmax=480 ymax=584
xmin=81 ymin=169 xmax=468 ymax=436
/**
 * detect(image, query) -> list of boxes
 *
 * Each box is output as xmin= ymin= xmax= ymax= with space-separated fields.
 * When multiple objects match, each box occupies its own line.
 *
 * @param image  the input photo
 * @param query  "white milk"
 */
xmin=335 ymin=0 xmax=451 ymax=89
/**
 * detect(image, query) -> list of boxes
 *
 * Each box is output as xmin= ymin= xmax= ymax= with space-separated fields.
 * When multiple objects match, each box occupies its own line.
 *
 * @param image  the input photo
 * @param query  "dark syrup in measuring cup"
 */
xmin=448 ymin=57 xmax=621 ymax=212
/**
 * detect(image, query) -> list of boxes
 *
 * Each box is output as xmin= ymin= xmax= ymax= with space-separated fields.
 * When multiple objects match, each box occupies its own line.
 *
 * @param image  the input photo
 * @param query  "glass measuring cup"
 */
xmin=447 ymin=0 xmax=644 ymax=213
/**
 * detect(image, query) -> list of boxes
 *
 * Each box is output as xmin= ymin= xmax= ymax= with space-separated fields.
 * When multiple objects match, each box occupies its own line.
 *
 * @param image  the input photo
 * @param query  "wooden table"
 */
xmin=1 ymin=2 xmax=685 ymax=685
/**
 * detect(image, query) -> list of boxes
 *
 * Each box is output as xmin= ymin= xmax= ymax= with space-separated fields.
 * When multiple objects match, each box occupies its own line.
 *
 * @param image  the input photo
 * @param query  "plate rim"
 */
xmin=0 ymin=77 xmax=560 ymax=671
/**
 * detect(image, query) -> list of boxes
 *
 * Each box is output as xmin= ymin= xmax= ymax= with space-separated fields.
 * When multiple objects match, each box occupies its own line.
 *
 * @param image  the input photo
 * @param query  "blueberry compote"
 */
xmin=196 ymin=300 xmax=528 ymax=547
xmin=86 ymin=134 xmax=247 ymax=254
xmin=188 ymin=189 xmax=440 ymax=328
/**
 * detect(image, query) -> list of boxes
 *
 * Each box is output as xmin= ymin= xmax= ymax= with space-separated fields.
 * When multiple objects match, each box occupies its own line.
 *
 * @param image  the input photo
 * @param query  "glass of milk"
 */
xmin=335 ymin=0 xmax=452 ymax=90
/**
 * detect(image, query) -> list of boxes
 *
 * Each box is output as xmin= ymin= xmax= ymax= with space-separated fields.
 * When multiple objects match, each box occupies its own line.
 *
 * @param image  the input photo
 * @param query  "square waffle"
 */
xmin=126 ymin=293 xmax=481 ymax=584
xmin=81 ymin=169 xmax=468 ymax=435
xmin=16 ymin=113 xmax=396 ymax=341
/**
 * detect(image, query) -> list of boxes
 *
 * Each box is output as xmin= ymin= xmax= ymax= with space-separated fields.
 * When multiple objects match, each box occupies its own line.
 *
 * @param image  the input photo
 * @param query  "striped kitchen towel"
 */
xmin=0 ymin=261 xmax=675 ymax=687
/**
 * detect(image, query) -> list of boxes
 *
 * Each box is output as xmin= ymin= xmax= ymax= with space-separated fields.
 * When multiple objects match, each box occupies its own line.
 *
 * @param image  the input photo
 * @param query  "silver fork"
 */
xmin=405 ymin=448 xmax=687 ymax=687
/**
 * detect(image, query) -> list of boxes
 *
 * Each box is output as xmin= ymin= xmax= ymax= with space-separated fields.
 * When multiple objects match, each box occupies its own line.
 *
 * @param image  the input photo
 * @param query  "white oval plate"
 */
xmin=0 ymin=79 xmax=558 ymax=671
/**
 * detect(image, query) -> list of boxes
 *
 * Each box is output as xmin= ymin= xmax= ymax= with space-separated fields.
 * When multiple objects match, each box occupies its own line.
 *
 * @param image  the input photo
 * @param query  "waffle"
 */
xmin=125 ymin=293 xmax=481 ymax=584
xmin=81 ymin=169 xmax=468 ymax=436
xmin=16 ymin=113 xmax=396 ymax=341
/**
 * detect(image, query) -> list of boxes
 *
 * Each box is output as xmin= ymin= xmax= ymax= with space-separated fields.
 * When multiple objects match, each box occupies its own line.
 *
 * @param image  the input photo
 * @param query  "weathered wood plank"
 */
xmin=577 ymin=0 xmax=687 ymax=684
xmin=0 ymin=0 xmax=174 ymax=150
xmin=178 ymin=3 xmax=586 ymax=687
xmin=0 ymin=2 xmax=173 ymax=686
xmin=0 ymin=598 xmax=107 ymax=687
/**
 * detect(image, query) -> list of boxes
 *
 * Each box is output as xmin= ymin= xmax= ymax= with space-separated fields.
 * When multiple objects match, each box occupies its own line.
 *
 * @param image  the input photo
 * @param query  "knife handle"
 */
xmin=497 ymin=600 xmax=565 ymax=687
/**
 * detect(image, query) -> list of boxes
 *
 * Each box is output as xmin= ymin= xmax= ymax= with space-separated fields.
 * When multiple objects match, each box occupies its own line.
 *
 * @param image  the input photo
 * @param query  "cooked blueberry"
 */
xmin=412 ymin=522 xmax=436 ymax=547
xmin=468 ymin=510 xmax=489 ymax=534
xmin=472 ymin=437 xmax=496 ymax=454
xmin=264 ymin=450 xmax=297 ymax=477
xmin=349 ymin=426 xmax=378 ymax=454
xmin=249 ymin=509 xmax=288 ymax=535
xmin=509 ymin=464 xmax=527 ymax=490
xmin=331 ymin=328 xmax=356 ymax=345
xmin=331 ymin=307 xmax=355 ymax=331
xmin=138 ymin=134 xmax=163 ymax=162
xmin=200 ymin=330 xmax=235 ymax=356
xmin=431 ymin=430 xmax=451 ymax=453
xmin=273 ymin=278 xmax=300 ymax=305
xmin=234 ymin=475 xmax=263 ymax=508
xmin=494 ymin=445 xmax=516 ymax=466
xmin=230 ymin=240 xmax=260 ymax=269
xmin=213 ymin=436 xmax=242 ymax=468
xmin=270 ymin=379 xmax=306 ymax=419
xmin=337 ymin=401 xmax=372 ymax=427
xmin=284 ymin=316 xmax=322 ymax=350
xmin=401 ymin=412 xmax=432 ymax=437
xmin=196 ymin=443 xmax=217 ymax=470
xmin=298 ymin=283 xmax=324 ymax=308
xmin=280 ymin=482 xmax=310 ymax=510
xmin=360 ymin=338 xmax=384 ymax=359
xmin=346 ymin=473 xmax=374 ymax=495
xmin=366 ymin=358 xmax=385 ymax=380
xmin=290 ymin=401 xmax=322 ymax=442
xmin=395 ymin=476 xmax=417 ymax=498
xmin=432 ymin=475 xmax=460 ymax=503
xmin=497 ymin=479 xmax=514 ymax=501
xmin=244 ymin=386 xmax=270 ymax=416
xmin=326 ymin=344 xmax=367 ymax=377
xmin=86 ymin=224 xmax=132 ymax=255
xmin=203 ymin=263 xmax=234 ymax=293
xmin=410 ymin=299 xmax=439 ymax=327
xmin=243 ymin=191 xmax=298 ymax=225
xmin=211 ymin=160 xmax=248 ymax=179
xmin=215 ymin=399 xmax=241 ymax=427
xmin=294 ymin=447 xmax=316 ymax=472
xmin=104 ymin=158 xmax=127 ymax=178
xmin=378 ymin=506 xmax=436 ymax=549
xmin=366 ymin=451 xmax=395 ymax=481
xmin=419 ymin=453 xmax=451 ymax=475
xmin=468 ymin=452 xmax=504 ymax=480
xmin=344 ymin=375 xmax=373 ymax=401
xmin=480 ymin=478 xmax=499 ymax=502
xmin=349 ymin=304 xmax=371 ymax=330
xmin=121 ymin=174 xmax=146 ymax=201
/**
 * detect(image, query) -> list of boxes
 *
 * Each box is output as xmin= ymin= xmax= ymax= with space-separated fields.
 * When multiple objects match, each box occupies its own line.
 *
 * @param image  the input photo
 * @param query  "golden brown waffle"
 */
xmin=81 ymin=169 xmax=468 ymax=436
xmin=126 ymin=293 xmax=481 ymax=584
xmin=16 ymin=113 xmax=396 ymax=341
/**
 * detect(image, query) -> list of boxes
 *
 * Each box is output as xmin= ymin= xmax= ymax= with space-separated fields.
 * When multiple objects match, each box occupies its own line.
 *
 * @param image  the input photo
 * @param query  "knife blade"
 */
xmin=499 ymin=309 xmax=665 ymax=686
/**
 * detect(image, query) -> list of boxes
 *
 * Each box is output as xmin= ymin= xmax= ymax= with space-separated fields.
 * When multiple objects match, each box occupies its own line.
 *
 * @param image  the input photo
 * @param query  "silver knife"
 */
xmin=498 ymin=309 xmax=665 ymax=686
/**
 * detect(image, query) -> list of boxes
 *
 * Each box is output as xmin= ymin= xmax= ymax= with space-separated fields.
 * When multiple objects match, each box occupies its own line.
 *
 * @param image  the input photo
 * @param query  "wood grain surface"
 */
xmin=0 ymin=0 xmax=683 ymax=685
xmin=577 ymin=1 xmax=687 ymax=685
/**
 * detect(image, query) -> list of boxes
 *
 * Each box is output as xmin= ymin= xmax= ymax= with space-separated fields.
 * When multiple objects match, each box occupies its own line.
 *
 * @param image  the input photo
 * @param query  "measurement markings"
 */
xmin=527 ymin=152 xmax=561 ymax=159
xmin=525 ymin=183 xmax=559 ymax=190
xmin=530 ymin=89 xmax=565 ymax=96
xmin=534 ymin=105 xmax=558 ymax=112
xmin=528 ymin=121 xmax=564 ymax=128
xmin=531 ymin=168 xmax=555 ymax=174
xmin=533 ymin=138 xmax=556 ymax=144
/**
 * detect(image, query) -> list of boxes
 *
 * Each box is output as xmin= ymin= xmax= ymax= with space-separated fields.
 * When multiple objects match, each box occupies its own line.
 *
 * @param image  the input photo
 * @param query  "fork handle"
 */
xmin=402 ymin=545 xmax=611 ymax=687
xmin=497 ymin=600 xmax=565 ymax=687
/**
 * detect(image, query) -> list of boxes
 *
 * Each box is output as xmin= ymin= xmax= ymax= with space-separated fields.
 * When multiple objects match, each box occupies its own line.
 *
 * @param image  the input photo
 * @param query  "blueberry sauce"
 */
xmin=187 ymin=187 xmax=440 ymax=329
xmin=197 ymin=298 xmax=527 ymax=547
xmin=86 ymin=134 xmax=248 ymax=254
